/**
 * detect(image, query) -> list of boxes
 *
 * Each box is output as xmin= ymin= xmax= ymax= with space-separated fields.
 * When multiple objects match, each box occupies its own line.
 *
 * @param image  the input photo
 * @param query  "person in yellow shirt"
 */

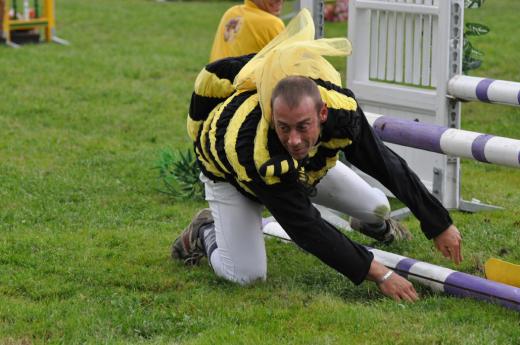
xmin=0 ymin=0 xmax=5 ymax=40
xmin=209 ymin=0 xmax=285 ymax=62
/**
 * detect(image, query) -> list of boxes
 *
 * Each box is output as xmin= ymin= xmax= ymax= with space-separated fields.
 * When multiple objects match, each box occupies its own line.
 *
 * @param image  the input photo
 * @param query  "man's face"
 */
xmin=272 ymin=96 xmax=327 ymax=160
xmin=254 ymin=0 xmax=284 ymax=16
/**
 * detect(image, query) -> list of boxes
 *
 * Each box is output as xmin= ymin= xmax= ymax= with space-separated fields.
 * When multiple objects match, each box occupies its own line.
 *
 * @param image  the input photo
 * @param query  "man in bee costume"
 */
xmin=172 ymin=11 xmax=462 ymax=302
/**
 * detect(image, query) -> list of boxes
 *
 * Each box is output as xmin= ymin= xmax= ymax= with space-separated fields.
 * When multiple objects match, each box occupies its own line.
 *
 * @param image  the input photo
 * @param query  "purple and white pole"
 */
xmin=261 ymin=220 xmax=520 ymax=312
xmin=369 ymin=248 xmax=520 ymax=312
xmin=448 ymin=75 xmax=520 ymax=106
xmin=365 ymin=113 xmax=520 ymax=168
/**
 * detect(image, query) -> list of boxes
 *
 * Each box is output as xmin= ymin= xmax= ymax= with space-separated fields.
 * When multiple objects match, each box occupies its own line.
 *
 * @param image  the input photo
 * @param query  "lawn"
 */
xmin=0 ymin=0 xmax=519 ymax=344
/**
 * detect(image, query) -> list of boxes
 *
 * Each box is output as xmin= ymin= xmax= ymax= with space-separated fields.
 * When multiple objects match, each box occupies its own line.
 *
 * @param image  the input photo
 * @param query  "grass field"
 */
xmin=0 ymin=0 xmax=519 ymax=344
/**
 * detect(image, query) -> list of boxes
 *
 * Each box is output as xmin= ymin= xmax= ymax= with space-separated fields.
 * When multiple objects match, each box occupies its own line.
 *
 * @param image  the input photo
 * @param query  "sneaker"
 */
xmin=171 ymin=208 xmax=214 ymax=265
xmin=384 ymin=218 xmax=413 ymax=242
xmin=350 ymin=217 xmax=412 ymax=244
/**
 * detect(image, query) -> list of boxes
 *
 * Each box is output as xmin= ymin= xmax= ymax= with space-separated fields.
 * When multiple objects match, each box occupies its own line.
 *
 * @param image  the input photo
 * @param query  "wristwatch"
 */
xmin=377 ymin=270 xmax=394 ymax=284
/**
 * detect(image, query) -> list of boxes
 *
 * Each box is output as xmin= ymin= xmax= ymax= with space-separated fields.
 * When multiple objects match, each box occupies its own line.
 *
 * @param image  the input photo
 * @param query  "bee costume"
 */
xmin=184 ymin=10 xmax=452 ymax=285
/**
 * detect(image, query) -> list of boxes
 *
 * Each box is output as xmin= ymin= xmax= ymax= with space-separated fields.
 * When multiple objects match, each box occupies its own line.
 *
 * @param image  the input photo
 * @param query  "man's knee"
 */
xmin=361 ymin=188 xmax=390 ymax=224
xmin=371 ymin=203 xmax=391 ymax=222
xmin=215 ymin=262 xmax=267 ymax=285
xmin=235 ymin=269 xmax=267 ymax=285
xmin=221 ymin=269 xmax=266 ymax=286
xmin=230 ymin=259 xmax=267 ymax=285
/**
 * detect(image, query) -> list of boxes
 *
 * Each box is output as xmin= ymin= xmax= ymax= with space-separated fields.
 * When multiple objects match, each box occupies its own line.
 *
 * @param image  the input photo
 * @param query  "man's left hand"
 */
xmin=433 ymin=224 xmax=463 ymax=265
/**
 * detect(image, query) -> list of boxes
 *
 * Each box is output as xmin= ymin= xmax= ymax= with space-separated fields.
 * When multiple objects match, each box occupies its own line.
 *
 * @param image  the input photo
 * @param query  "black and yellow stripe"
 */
xmin=188 ymin=58 xmax=365 ymax=199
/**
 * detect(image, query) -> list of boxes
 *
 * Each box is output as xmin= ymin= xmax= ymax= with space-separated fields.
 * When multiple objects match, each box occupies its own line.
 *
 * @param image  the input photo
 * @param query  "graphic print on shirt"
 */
xmin=224 ymin=17 xmax=243 ymax=42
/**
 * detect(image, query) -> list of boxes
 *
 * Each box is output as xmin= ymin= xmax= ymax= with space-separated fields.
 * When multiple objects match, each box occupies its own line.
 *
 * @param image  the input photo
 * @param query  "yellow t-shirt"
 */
xmin=209 ymin=0 xmax=285 ymax=62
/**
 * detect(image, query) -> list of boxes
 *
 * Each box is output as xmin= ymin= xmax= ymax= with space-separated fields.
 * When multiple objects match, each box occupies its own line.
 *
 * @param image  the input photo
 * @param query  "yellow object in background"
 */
xmin=485 ymin=258 xmax=520 ymax=288
xmin=2 ymin=0 xmax=63 ymax=47
xmin=209 ymin=0 xmax=285 ymax=62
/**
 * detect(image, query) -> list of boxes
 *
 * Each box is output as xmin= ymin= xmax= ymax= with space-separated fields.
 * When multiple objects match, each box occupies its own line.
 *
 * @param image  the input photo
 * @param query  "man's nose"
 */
xmin=287 ymin=130 xmax=301 ymax=146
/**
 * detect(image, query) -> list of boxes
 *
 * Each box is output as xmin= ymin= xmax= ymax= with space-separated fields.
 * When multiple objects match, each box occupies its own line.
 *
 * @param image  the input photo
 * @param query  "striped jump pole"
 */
xmin=261 ymin=220 xmax=520 ymax=312
xmin=448 ymin=75 xmax=520 ymax=107
xmin=368 ymin=248 xmax=520 ymax=312
xmin=365 ymin=112 xmax=520 ymax=168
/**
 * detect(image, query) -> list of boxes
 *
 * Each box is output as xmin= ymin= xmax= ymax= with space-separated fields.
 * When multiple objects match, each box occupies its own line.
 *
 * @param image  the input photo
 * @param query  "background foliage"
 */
xmin=463 ymin=0 xmax=490 ymax=73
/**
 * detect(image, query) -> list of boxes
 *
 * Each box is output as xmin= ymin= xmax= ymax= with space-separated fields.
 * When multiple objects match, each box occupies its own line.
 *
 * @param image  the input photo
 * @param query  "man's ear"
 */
xmin=319 ymin=102 xmax=328 ymax=123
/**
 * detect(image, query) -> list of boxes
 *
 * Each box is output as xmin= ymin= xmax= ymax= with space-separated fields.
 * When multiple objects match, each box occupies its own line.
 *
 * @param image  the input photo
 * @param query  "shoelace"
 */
xmin=183 ymin=252 xmax=205 ymax=266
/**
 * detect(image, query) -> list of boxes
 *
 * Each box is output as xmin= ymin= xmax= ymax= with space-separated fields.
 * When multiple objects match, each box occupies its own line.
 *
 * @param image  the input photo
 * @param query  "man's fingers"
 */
xmin=401 ymin=291 xmax=415 ymax=302
xmin=440 ymin=243 xmax=463 ymax=265
xmin=457 ymin=238 xmax=463 ymax=263
xmin=447 ymin=246 xmax=455 ymax=263
xmin=400 ymin=293 xmax=413 ymax=302
xmin=433 ymin=225 xmax=464 ymax=264
xmin=392 ymin=293 xmax=401 ymax=302
xmin=450 ymin=236 xmax=462 ymax=264
xmin=378 ymin=274 xmax=419 ymax=303
xmin=453 ymin=242 xmax=462 ymax=265
xmin=441 ymin=246 xmax=451 ymax=259
xmin=405 ymin=285 xmax=419 ymax=302
xmin=409 ymin=286 xmax=419 ymax=301
xmin=393 ymin=282 xmax=419 ymax=303
xmin=452 ymin=245 xmax=461 ymax=265
xmin=400 ymin=289 xmax=419 ymax=303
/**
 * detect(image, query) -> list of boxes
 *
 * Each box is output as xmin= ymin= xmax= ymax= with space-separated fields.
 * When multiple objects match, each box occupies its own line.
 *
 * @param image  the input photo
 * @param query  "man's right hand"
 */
xmin=367 ymin=260 xmax=419 ymax=302
xmin=433 ymin=224 xmax=463 ymax=265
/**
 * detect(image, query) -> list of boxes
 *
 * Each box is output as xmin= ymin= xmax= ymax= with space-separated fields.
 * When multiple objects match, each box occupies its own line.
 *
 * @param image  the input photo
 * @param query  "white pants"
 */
xmin=201 ymin=161 xmax=390 ymax=285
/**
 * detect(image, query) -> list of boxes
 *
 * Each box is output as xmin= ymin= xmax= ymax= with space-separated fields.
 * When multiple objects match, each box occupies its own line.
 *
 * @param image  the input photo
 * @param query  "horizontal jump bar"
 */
xmin=448 ymin=75 xmax=520 ymax=107
xmin=365 ymin=112 xmax=520 ymax=168
xmin=262 ymin=220 xmax=520 ymax=312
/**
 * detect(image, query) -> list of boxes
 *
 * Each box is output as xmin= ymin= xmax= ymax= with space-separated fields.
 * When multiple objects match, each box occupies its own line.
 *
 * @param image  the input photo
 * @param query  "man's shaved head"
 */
xmin=270 ymin=76 xmax=323 ymax=114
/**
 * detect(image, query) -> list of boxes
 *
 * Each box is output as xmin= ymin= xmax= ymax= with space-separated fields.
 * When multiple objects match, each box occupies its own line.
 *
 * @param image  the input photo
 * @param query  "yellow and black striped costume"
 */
xmin=188 ymin=55 xmax=452 ymax=284
xmin=189 ymin=55 xmax=358 ymax=198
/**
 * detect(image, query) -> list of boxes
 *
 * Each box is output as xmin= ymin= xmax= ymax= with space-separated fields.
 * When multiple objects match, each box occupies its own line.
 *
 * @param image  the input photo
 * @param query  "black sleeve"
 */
xmin=205 ymin=53 xmax=256 ymax=81
xmin=343 ymin=107 xmax=453 ymax=239
xmin=246 ymin=178 xmax=374 ymax=285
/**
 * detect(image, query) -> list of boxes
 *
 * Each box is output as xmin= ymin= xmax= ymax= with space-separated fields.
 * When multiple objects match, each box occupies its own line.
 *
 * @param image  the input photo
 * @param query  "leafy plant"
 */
xmin=464 ymin=0 xmax=484 ymax=9
xmin=463 ymin=0 xmax=490 ymax=74
xmin=155 ymin=148 xmax=204 ymax=201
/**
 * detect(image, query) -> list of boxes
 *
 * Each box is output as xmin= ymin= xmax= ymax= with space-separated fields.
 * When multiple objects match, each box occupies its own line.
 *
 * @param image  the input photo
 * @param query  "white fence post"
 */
xmin=347 ymin=0 xmax=465 ymax=210
xmin=296 ymin=0 xmax=325 ymax=38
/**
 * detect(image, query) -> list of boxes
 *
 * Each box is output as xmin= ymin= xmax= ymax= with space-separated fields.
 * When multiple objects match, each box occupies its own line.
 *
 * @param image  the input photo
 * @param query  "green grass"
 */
xmin=0 ymin=0 xmax=519 ymax=344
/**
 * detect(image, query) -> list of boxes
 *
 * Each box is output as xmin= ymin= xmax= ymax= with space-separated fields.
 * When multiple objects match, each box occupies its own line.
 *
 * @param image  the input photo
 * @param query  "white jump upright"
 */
xmin=346 ymin=0 xmax=520 ymax=212
xmin=295 ymin=0 xmax=325 ymax=38
xmin=347 ymin=0 xmax=465 ymax=210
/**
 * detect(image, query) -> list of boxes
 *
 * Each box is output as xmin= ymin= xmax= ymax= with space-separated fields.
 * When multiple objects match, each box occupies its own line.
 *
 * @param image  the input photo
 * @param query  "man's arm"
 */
xmin=342 ymin=107 xmax=463 ymax=264
xmin=311 ymin=78 xmax=460 ymax=262
xmin=246 ymin=178 xmax=374 ymax=285
xmin=249 ymin=176 xmax=421 ymax=300
xmin=343 ymin=108 xmax=453 ymax=240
